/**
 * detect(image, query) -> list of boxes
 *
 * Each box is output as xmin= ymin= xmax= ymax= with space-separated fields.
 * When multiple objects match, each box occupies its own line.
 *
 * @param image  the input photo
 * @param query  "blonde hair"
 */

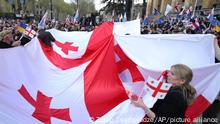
xmin=171 ymin=64 xmax=196 ymax=105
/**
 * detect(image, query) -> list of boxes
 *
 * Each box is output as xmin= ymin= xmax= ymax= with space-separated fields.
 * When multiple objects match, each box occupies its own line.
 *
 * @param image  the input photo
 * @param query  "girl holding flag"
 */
xmin=132 ymin=64 xmax=196 ymax=124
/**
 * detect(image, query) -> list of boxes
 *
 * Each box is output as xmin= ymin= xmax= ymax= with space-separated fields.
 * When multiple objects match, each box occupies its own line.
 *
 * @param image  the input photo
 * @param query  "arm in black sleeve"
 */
xmin=152 ymin=90 xmax=187 ymax=119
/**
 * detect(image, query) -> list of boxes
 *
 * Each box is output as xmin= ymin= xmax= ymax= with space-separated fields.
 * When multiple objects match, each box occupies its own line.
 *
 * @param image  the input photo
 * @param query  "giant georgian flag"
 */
xmin=0 ymin=22 xmax=133 ymax=124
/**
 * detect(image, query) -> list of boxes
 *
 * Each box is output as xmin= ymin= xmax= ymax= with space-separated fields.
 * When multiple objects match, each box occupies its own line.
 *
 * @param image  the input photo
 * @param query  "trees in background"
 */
xmin=69 ymin=0 xmax=96 ymax=17
xmin=100 ymin=0 xmax=132 ymax=21
xmin=1 ymin=0 xmax=96 ymax=21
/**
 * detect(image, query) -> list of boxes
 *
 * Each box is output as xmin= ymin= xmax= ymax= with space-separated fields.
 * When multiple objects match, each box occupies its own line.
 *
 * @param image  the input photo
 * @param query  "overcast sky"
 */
xmin=64 ymin=0 xmax=105 ymax=10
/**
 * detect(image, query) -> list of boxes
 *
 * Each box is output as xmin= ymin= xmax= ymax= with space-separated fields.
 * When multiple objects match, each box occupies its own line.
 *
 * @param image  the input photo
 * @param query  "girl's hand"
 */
xmin=131 ymin=97 xmax=156 ymax=119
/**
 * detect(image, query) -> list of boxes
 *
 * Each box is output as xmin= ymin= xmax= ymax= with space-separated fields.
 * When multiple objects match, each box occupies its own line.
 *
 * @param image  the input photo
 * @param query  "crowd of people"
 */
xmin=1 ymin=13 xmax=220 ymax=47
xmin=0 ymin=16 xmax=100 ymax=48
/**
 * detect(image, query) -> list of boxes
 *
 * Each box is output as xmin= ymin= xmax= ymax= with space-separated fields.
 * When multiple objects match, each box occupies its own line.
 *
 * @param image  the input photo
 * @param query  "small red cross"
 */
xmin=25 ymin=28 xmax=35 ymax=38
xmin=146 ymin=81 xmax=169 ymax=97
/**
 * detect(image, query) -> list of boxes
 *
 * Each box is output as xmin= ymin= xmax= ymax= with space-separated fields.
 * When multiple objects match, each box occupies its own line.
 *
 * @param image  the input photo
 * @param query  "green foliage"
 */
xmin=70 ymin=0 xmax=96 ymax=16
xmin=0 ymin=0 xmax=12 ymax=12
xmin=101 ymin=0 xmax=126 ymax=16
xmin=0 ymin=0 xmax=96 ymax=20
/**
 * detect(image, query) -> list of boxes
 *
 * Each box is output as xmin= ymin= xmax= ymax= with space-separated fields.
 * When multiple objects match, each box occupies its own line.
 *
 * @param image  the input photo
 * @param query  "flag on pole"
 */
xmin=175 ymin=2 xmax=181 ymax=12
xmin=164 ymin=4 xmax=172 ymax=16
xmin=74 ymin=9 xmax=80 ymax=24
xmin=111 ymin=9 xmax=115 ymax=22
xmin=38 ymin=11 xmax=48 ymax=29
xmin=179 ymin=6 xmax=185 ymax=15
xmin=186 ymin=6 xmax=193 ymax=14
xmin=66 ymin=15 xmax=71 ymax=24
xmin=144 ymin=76 xmax=172 ymax=99
xmin=123 ymin=13 xmax=127 ymax=22
xmin=207 ymin=8 xmax=214 ymax=22
xmin=143 ymin=16 xmax=149 ymax=26
xmin=17 ymin=22 xmax=28 ymax=33
xmin=24 ymin=27 xmax=36 ymax=38
xmin=17 ymin=22 xmax=36 ymax=38
xmin=136 ymin=12 xmax=140 ymax=19
xmin=120 ymin=14 xmax=123 ymax=22
xmin=153 ymin=8 xmax=160 ymax=16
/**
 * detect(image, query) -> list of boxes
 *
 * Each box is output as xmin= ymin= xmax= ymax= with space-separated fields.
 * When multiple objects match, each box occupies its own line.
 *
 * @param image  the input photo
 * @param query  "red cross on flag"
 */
xmin=24 ymin=27 xmax=36 ymax=38
xmin=49 ymin=29 xmax=92 ymax=59
xmin=144 ymin=76 xmax=172 ymax=99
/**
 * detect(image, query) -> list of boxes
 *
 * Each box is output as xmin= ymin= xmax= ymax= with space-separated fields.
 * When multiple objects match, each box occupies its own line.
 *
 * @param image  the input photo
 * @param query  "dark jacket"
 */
xmin=0 ymin=41 xmax=12 ymax=48
xmin=141 ymin=87 xmax=187 ymax=124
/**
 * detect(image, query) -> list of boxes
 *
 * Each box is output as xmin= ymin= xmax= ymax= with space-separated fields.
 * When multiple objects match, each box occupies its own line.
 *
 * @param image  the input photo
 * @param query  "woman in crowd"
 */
xmin=132 ymin=64 xmax=196 ymax=124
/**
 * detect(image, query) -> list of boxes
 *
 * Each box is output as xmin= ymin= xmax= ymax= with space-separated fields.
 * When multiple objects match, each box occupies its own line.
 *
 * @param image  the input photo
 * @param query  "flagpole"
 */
xmin=50 ymin=0 xmax=53 ymax=19
xmin=192 ymin=0 xmax=198 ymax=18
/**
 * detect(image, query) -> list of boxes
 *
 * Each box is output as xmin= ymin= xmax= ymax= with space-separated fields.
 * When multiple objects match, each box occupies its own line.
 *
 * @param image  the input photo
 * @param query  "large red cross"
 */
xmin=55 ymin=41 xmax=79 ymax=55
xmin=18 ymin=85 xmax=72 ymax=124
xmin=146 ymin=81 xmax=169 ymax=97
xmin=114 ymin=44 xmax=144 ymax=82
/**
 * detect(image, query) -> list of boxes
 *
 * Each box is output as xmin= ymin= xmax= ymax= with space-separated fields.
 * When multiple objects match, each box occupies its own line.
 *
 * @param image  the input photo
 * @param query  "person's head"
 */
xmin=0 ymin=29 xmax=13 ymax=44
xmin=167 ymin=64 xmax=196 ymax=105
xmin=167 ymin=64 xmax=193 ymax=86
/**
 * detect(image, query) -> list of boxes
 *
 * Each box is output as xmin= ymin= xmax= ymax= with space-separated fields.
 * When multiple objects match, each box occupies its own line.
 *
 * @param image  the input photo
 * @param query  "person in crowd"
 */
xmin=202 ymin=92 xmax=220 ymax=124
xmin=214 ymin=35 xmax=220 ymax=62
xmin=0 ymin=29 xmax=13 ymax=48
xmin=132 ymin=64 xmax=196 ymax=124
xmin=202 ymin=36 xmax=220 ymax=124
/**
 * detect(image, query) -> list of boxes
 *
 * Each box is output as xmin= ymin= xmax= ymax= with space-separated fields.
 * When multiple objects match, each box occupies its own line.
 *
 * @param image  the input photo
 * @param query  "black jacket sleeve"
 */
xmin=149 ymin=89 xmax=187 ymax=124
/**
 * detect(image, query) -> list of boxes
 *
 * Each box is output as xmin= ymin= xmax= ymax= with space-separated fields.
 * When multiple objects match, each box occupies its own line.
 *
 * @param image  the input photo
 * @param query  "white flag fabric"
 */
xmin=0 ymin=38 xmax=91 ymax=124
xmin=144 ymin=76 xmax=172 ymax=99
xmin=47 ymin=28 xmax=92 ymax=59
xmin=164 ymin=4 xmax=172 ymax=16
xmin=38 ymin=11 xmax=48 ymax=29
xmin=115 ymin=34 xmax=215 ymax=70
